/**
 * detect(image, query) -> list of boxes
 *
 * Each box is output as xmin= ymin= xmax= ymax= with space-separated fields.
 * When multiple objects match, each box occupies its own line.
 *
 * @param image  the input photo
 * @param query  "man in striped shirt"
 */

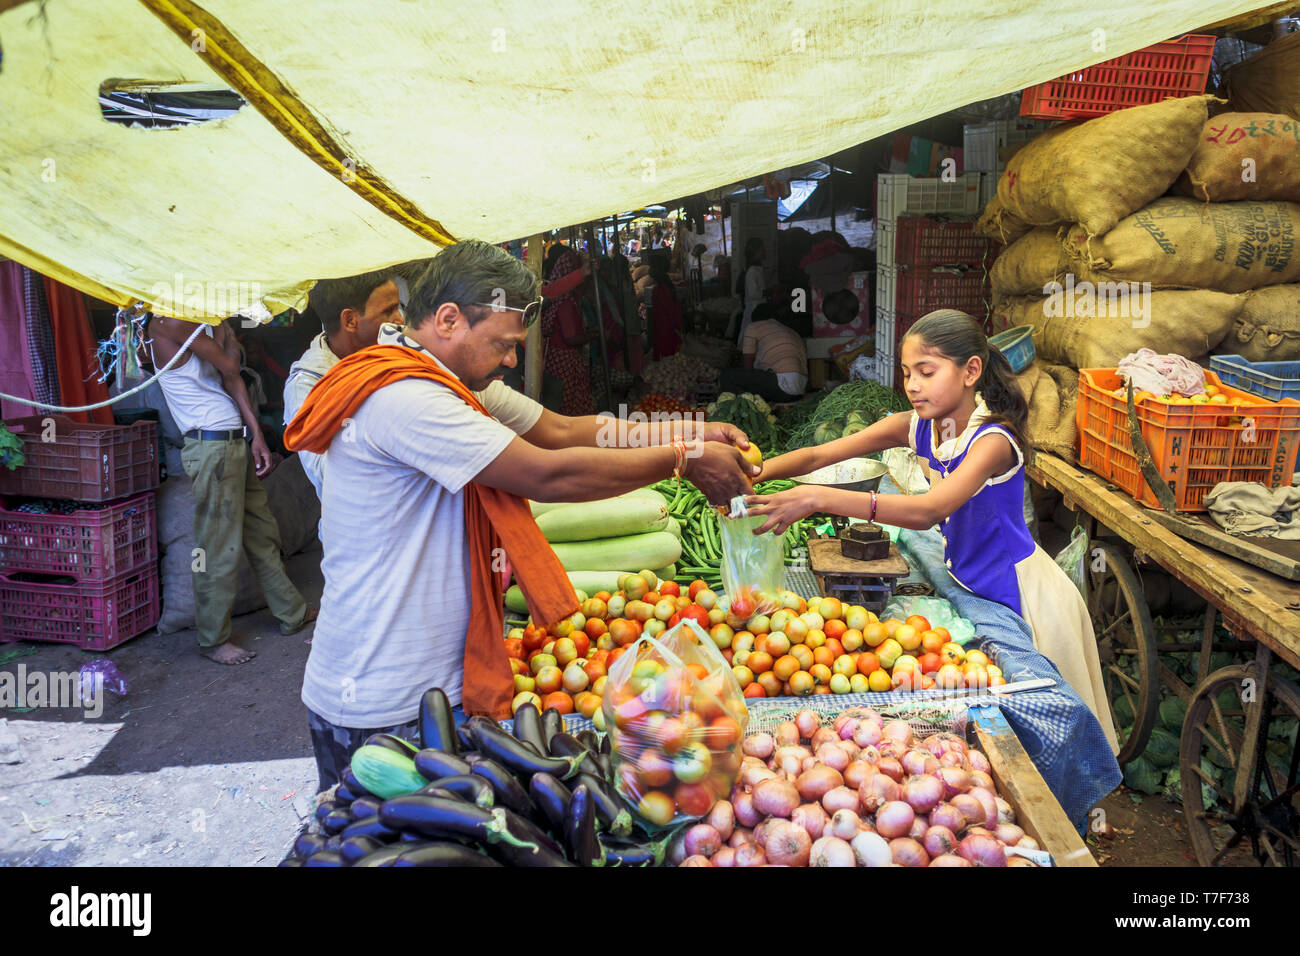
xmin=721 ymin=303 xmax=809 ymax=403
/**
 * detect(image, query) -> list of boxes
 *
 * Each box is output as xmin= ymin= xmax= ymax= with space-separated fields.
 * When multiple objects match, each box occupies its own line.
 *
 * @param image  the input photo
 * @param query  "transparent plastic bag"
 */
xmin=880 ymin=595 xmax=977 ymax=644
xmin=1054 ymin=525 xmax=1089 ymax=598
xmin=719 ymin=505 xmax=785 ymax=616
xmin=602 ymin=619 xmax=748 ymax=830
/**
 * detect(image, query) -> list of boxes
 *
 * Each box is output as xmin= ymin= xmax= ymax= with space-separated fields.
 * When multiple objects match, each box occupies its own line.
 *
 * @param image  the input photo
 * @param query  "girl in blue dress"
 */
xmin=749 ymin=310 xmax=1117 ymax=752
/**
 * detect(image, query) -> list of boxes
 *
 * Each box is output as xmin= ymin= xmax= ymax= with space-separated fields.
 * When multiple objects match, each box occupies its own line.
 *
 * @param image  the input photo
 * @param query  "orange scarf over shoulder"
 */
xmin=283 ymin=345 xmax=578 ymax=719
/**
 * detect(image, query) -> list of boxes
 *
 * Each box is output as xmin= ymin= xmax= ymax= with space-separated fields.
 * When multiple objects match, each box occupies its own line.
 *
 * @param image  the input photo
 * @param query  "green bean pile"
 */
xmin=649 ymin=478 xmax=814 ymax=593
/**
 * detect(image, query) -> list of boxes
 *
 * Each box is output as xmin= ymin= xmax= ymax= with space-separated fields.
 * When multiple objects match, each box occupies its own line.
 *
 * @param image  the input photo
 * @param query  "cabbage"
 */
xmin=1161 ymin=768 xmax=1182 ymax=804
xmin=813 ymin=421 xmax=842 ymax=444
xmin=1158 ymin=696 xmax=1187 ymax=733
xmin=1124 ymin=756 xmax=1162 ymax=794
xmin=1111 ymin=693 xmax=1134 ymax=726
xmin=1216 ymin=688 xmax=1241 ymax=715
xmin=1145 ymin=728 xmax=1180 ymax=768
xmin=1199 ymin=758 xmax=1223 ymax=809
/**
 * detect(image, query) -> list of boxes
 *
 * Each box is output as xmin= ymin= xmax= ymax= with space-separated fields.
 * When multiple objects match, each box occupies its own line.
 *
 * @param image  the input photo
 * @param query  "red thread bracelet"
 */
xmin=870 ymin=491 xmax=878 ymax=522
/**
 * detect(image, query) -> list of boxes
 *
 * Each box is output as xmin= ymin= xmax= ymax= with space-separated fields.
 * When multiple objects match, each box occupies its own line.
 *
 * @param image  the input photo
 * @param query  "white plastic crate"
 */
xmin=962 ymin=119 xmax=1051 ymax=173
xmin=876 ymin=265 xmax=898 ymax=314
xmin=877 ymin=173 xmax=982 ymax=221
xmin=876 ymin=218 xmax=895 ymax=267
xmin=869 ymin=357 xmax=894 ymax=388
xmin=876 ymin=306 xmax=896 ymax=363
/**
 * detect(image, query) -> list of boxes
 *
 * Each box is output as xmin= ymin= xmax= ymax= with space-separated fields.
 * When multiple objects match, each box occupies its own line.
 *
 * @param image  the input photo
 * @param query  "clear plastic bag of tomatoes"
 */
xmin=718 ymin=504 xmax=785 ymax=617
xmin=602 ymin=618 xmax=749 ymax=831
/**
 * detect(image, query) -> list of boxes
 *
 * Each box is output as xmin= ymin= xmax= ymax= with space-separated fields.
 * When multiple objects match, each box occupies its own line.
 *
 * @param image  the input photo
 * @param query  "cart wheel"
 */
xmin=1086 ymin=541 xmax=1158 ymax=765
xmin=1181 ymin=666 xmax=1300 ymax=867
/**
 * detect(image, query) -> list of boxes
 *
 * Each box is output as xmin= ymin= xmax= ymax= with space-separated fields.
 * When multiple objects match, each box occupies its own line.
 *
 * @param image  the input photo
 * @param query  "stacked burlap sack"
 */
xmin=982 ymin=94 xmax=1300 ymax=368
xmin=974 ymin=94 xmax=1300 ymax=457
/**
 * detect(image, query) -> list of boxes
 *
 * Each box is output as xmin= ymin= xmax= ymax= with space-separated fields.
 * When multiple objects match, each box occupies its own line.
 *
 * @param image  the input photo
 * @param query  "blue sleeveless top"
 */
xmin=911 ymin=415 xmax=1035 ymax=614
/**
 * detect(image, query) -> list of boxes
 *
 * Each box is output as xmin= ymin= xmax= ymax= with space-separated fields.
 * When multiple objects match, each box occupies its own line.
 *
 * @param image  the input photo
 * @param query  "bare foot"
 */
xmin=281 ymin=606 xmax=319 ymax=636
xmin=204 ymin=642 xmax=257 ymax=665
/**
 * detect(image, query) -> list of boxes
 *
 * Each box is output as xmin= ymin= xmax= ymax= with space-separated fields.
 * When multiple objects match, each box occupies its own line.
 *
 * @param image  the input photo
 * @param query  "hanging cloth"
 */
xmin=43 ymin=275 xmax=113 ymax=424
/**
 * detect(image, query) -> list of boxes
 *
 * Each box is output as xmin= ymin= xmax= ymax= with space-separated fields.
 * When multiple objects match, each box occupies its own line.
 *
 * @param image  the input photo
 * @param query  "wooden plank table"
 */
xmin=1027 ymin=452 xmax=1300 ymax=674
xmin=971 ymin=705 xmax=1096 ymax=866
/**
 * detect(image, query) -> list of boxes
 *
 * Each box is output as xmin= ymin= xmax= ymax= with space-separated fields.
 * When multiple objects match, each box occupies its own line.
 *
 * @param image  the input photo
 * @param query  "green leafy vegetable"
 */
xmin=1123 ymin=756 xmax=1162 ymax=795
xmin=784 ymin=381 xmax=910 ymax=450
xmin=1158 ymin=696 xmax=1187 ymax=734
xmin=0 ymin=424 xmax=24 ymax=471
xmin=1145 ymin=728 xmax=1180 ymax=768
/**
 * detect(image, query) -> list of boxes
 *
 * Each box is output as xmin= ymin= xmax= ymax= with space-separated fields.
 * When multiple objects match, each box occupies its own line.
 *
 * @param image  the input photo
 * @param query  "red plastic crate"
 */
xmin=1075 ymin=369 xmax=1300 ymax=512
xmin=0 ymin=415 xmax=158 ymax=503
xmin=0 ymin=564 xmax=159 ymax=651
xmin=0 ymin=493 xmax=156 ymax=580
xmin=1020 ymin=35 xmax=1216 ymax=121
xmin=894 ymin=217 xmax=1000 ymax=267
xmin=896 ymin=267 xmax=992 ymax=319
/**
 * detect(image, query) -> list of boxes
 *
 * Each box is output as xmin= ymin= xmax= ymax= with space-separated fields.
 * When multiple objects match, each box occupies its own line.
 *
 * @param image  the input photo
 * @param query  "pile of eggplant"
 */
xmin=281 ymin=687 xmax=671 ymax=867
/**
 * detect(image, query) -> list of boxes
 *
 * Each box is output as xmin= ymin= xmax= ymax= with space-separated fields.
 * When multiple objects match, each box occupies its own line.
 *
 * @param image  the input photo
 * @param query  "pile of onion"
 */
xmin=679 ymin=708 xmax=1042 ymax=867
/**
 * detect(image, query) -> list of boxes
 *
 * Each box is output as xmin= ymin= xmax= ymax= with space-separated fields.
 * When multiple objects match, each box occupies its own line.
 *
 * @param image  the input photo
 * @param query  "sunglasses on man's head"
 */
xmin=472 ymin=296 xmax=544 ymax=328
xmin=392 ymin=275 xmax=543 ymax=328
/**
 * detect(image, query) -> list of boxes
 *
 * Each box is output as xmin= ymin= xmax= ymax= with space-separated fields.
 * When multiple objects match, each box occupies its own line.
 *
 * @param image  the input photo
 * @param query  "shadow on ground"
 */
xmin=0 ymin=547 xmax=323 ymax=777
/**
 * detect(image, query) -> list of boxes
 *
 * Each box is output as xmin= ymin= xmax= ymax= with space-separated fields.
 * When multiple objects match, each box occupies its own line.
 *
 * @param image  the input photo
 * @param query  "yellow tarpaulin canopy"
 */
xmin=0 ymin=0 xmax=1268 ymax=321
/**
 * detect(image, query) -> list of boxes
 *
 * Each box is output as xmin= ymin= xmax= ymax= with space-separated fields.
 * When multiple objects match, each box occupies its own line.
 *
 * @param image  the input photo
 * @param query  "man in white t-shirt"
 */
xmin=283 ymin=263 xmax=426 ymax=497
xmin=293 ymin=240 xmax=758 ymax=791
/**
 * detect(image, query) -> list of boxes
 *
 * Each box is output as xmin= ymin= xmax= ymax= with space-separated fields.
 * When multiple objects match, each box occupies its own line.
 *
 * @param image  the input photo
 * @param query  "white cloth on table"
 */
xmin=1117 ymin=348 xmax=1206 ymax=397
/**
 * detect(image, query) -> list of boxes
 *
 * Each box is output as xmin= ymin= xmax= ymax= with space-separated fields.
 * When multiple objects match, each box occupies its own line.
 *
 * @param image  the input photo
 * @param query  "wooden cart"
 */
xmin=1028 ymin=452 xmax=1300 ymax=867
xmin=970 ymin=705 xmax=1096 ymax=866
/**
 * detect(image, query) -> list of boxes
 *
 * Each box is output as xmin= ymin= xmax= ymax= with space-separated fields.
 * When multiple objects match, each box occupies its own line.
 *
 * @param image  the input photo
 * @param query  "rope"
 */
xmin=0 ymin=316 xmax=205 ymax=415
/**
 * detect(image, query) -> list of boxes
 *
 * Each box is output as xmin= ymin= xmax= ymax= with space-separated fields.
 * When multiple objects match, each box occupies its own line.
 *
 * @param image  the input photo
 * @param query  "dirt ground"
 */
xmin=0 ymin=546 xmax=324 ymax=866
xmin=1092 ymin=789 xmax=1201 ymax=867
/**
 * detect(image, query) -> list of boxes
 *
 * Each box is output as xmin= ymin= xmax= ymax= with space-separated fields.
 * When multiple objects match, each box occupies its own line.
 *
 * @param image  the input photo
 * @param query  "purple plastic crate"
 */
xmin=0 ymin=415 xmax=158 ymax=502
xmin=0 ymin=564 xmax=159 ymax=651
xmin=0 ymin=492 xmax=156 ymax=580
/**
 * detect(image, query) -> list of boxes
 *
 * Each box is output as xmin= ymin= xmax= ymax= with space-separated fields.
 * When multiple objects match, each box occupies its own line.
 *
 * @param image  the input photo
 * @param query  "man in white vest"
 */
xmin=148 ymin=315 xmax=314 ymax=665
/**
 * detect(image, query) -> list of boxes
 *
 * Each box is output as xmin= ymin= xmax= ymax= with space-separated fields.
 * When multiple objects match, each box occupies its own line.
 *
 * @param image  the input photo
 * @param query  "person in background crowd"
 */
xmin=729 ymin=236 xmax=767 ymax=344
xmin=237 ymin=334 xmax=289 ymax=413
xmin=647 ymin=251 xmax=682 ymax=360
xmin=608 ymin=252 xmax=644 ymax=376
xmin=543 ymin=240 xmax=569 ymax=280
xmin=147 ymin=315 xmax=315 ymax=665
xmin=283 ymin=239 xmax=759 ymax=791
xmin=283 ymin=264 xmax=424 ymax=498
xmin=720 ymin=302 xmax=808 ymax=403
xmin=540 ymin=248 xmax=596 ymax=416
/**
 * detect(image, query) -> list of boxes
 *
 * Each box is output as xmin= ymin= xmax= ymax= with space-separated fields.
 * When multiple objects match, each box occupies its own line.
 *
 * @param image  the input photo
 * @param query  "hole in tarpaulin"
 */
xmin=99 ymin=80 xmax=245 ymax=129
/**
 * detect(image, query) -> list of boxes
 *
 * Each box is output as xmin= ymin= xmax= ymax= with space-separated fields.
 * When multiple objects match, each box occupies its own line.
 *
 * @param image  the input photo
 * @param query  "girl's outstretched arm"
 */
xmin=746 ymin=430 xmax=1017 ymax=534
xmin=758 ymin=411 xmax=913 ymax=481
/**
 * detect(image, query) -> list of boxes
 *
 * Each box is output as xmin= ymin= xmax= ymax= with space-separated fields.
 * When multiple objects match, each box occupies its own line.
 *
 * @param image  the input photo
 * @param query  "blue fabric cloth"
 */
xmin=913 ymin=415 xmax=1034 ymax=614
xmin=878 ymin=478 xmax=1123 ymax=832
xmin=885 ymin=485 xmax=1121 ymax=828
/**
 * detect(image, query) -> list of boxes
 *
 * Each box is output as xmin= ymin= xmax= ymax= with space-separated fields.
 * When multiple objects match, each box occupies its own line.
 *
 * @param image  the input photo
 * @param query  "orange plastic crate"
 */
xmin=1075 ymin=369 xmax=1300 ymax=512
xmin=1020 ymin=35 xmax=1216 ymax=121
